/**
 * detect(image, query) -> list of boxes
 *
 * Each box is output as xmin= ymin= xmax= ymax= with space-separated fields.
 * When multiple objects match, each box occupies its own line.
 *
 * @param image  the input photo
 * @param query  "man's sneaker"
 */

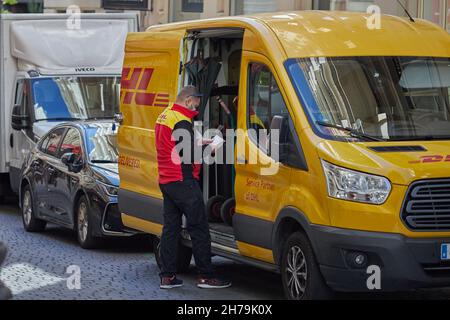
xmin=160 ymin=276 xmax=183 ymax=289
xmin=197 ymin=277 xmax=232 ymax=289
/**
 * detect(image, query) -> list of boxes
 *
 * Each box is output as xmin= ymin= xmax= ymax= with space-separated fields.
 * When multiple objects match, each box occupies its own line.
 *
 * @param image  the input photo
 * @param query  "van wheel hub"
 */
xmin=286 ymin=245 xmax=307 ymax=299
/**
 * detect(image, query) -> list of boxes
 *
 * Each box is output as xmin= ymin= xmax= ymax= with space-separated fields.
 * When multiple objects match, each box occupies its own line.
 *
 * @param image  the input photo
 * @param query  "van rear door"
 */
xmin=118 ymin=30 xmax=185 ymax=235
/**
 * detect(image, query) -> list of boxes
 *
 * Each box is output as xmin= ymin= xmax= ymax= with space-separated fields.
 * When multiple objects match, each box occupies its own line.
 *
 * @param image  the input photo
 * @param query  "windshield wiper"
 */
xmin=87 ymin=116 xmax=115 ymax=120
xmin=35 ymin=117 xmax=83 ymax=122
xmin=316 ymin=121 xmax=385 ymax=142
xmin=91 ymin=160 xmax=118 ymax=164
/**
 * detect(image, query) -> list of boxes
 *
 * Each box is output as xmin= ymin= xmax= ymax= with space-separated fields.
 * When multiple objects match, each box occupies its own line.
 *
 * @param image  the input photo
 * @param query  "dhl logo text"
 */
xmin=409 ymin=155 xmax=450 ymax=164
xmin=121 ymin=68 xmax=170 ymax=108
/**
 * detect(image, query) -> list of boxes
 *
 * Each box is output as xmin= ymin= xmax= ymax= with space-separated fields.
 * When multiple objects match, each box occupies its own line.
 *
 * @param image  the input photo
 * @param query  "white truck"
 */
xmin=0 ymin=13 xmax=138 ymax=200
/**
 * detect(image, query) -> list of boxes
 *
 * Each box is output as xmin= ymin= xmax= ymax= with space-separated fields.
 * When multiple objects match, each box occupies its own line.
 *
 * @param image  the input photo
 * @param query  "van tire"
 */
xmin=206 ymin=195 xmax=225 ymax=222
xmin=220 ymin=198 xmax=235 ymax=226
xmin=281 ymin=232 xmax=333 ymax=300
xmin=76 ymin=195 xmax=99 ymax=249
xmin=21 ymin=185 xmax=47 ymax=232
xmin=153 ymin=237 xmax=192 ymax=274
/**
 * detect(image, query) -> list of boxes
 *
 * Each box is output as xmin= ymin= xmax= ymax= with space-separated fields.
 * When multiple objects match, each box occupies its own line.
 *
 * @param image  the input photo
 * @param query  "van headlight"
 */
xmin=321 ymin=160 xmax=391 ymax=205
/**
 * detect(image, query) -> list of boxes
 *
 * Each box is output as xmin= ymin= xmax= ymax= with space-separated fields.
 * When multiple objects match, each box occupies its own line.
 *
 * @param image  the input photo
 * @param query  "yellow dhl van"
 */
xmin=117 ymin=11 xmax=450 ymax=299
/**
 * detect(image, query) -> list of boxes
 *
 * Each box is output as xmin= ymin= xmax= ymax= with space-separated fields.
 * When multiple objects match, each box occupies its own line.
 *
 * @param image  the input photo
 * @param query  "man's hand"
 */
xmin=201 ymin=138 xmax=214 ymax=146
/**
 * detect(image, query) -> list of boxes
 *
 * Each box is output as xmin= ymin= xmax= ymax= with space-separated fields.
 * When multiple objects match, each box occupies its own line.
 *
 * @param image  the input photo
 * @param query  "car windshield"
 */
xmin=85 ymin=123 xmax=119 ymax=163
xmin=31 ymin=76 xmax=120 ymax=121
xmin=286 ymin=57 xmax=450 ymax=141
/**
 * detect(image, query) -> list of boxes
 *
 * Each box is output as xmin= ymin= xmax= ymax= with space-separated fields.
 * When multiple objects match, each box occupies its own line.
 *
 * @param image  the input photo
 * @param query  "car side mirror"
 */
xmin=269 ymin=115 xmax=290 ymax=163
xmin=61 ymin=153 xmax=83 ymax=173
xmin=61 ymin=152 xmax=76 ymax=165
xmin=11 ymin=104 xmax=30 ymax=131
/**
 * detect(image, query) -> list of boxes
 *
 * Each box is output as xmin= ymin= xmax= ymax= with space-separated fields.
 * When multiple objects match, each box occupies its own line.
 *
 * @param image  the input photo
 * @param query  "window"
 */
xmin=14 ymin=80 xmax=30 ymax=118
xmin=59 ymin=128 xmax=83 ymax=162
xmin=423 ymin=0 xmax=444 ymax=27
xmin=247 ymin=63 xmax=305 ymax=168
xmin=42 ymin=128 xmax=66 ymax=157
xmin=182 ymin=0 xmax=203 ymax=12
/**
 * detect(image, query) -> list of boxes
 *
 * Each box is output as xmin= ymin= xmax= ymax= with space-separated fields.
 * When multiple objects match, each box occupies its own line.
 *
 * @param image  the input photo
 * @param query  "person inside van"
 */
xmin=155 ymin=85 xmax=232 ymax=290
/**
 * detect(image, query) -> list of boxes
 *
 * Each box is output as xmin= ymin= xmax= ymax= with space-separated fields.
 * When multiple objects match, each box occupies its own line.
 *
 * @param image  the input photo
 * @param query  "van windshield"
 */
xmin=31 ymin=76 xmax=121 ymax=121
xmin=286 ymin=57 xmax=450 ymax=141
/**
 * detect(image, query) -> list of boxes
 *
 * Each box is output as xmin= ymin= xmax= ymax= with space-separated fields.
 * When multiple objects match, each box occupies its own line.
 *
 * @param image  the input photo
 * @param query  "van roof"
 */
xmin=146 ymin=11 xmax=450 ymax=58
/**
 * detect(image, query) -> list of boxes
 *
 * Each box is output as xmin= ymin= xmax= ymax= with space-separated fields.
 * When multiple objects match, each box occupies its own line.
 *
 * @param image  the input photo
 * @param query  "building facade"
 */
xmin=39 ymin=0 xmax=450 ymax=32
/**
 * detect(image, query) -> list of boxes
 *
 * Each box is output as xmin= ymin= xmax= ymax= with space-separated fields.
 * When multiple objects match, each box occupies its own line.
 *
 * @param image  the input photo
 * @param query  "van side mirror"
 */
xmin=61 ymin=153 xmax=83 ymax=173
xmin=11 ymin=104 xmax=30 ymax=130
xmin=269 ymin=115 xmax=290 ymax=163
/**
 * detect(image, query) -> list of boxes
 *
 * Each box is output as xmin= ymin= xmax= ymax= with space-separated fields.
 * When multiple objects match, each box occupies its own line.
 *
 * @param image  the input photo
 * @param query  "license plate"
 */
xmin=442 ymin=244 xmax=450 ymax=260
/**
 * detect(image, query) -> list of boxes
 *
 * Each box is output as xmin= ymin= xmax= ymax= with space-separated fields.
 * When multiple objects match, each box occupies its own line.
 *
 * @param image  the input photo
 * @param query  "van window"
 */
xmin=247 ymin=63 xmax=304 ymax=167
xmin=59 ymin=128 xmax=83 ymax=161
xmin=42 ymin=128 xmax=66 ymax=157
xmin=248 ymin=63 xmax=289 ymax=152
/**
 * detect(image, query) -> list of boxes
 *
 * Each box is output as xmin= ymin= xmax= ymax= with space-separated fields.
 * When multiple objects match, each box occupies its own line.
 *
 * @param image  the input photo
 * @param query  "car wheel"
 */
xmin=21 ymin=185 xmax=46 ymax=232
xmin=281 ymin=232 xmax=333 ymax=300
xmin=153 ymin=236 xmax=192 ymax=274
xmin=76 ymin=195 xmax=98 ymax=249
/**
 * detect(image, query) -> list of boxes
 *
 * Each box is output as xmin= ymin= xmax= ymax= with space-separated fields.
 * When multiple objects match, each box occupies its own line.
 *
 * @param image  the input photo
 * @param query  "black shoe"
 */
xmin=197 ymin=277 xmax=232 ymax=289
xmin=160 ymin=276 xmax=183 ymax=289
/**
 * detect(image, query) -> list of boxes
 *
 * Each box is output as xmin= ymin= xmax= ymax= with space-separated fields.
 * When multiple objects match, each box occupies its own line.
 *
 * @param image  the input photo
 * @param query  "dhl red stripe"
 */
xmin=121 ymin=68 xmax=142 ymax=90
xmin=135 ymin=93 xmax=156 ymax=106
xmin=138 ymin=69 xmax=154 ymax=90
xmin=123 ymin=92 xmax=134 ymax=104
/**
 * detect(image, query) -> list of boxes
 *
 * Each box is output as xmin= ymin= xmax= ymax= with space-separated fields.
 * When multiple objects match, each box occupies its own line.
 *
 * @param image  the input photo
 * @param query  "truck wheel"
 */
xmin=206 ymin=195 xmax=225 ymax=222
xmin=153 ymin=237 xmax=192 ymax=274
xmin=281 ymin=232 xmax=333 ymax=300
xmin=21 ymin=185 xmax=46 ymax=232
xmin=76 ymin=195 xmax=99 ymax=249
xmin=220 ymin=198 xmax=235 ymax=226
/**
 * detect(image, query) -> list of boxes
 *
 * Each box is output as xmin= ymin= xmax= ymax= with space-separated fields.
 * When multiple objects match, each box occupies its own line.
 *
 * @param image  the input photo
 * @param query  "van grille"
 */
xmin=401 ymin=179 xmax=450 ymax=231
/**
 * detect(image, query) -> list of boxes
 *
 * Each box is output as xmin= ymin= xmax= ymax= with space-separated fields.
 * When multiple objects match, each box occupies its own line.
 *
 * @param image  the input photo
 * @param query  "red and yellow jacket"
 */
xmin=155 ymin=104 xmax=202 ymax=185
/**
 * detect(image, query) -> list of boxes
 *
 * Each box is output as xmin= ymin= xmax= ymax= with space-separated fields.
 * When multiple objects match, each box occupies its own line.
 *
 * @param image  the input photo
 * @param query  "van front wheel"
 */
xmin=281 ymin=232 xmax=333 ymax=300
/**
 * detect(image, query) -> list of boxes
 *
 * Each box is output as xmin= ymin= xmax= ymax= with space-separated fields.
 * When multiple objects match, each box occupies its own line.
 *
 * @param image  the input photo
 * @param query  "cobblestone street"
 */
xmin=1 ymin=200 xmax=450 ymax=300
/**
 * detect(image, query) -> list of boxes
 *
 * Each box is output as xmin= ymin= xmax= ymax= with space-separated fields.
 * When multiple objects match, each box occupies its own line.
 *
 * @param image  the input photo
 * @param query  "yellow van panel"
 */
xmin=122 ymin=213 xmax=163 ymax=236
xmin=236 ymin=241 xmax=275 ymax=264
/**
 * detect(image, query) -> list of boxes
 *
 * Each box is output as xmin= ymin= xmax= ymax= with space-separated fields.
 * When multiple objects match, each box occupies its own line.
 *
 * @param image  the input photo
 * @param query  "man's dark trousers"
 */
xmin=159 ymin=179 xmax=214 ymax=278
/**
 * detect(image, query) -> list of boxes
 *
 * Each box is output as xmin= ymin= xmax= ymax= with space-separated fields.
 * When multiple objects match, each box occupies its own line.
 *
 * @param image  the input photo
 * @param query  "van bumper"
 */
xmin=309 ymin=225 xmax=450 ymax=292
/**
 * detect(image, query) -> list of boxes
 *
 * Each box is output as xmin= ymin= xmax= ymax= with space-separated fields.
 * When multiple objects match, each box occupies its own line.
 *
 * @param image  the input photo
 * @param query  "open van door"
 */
xmin=118 ymin=30 xmax=185 ymax=235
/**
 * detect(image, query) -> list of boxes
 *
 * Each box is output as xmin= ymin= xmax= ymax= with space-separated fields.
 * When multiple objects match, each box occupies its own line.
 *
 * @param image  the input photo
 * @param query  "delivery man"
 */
xmin=155 ymin=85 xmax=232 ymax=289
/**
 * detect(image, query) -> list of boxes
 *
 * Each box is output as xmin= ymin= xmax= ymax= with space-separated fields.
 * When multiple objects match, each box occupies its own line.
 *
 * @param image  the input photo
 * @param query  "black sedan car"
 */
xmin=19 ymin=121 xmax=136 ymax=248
